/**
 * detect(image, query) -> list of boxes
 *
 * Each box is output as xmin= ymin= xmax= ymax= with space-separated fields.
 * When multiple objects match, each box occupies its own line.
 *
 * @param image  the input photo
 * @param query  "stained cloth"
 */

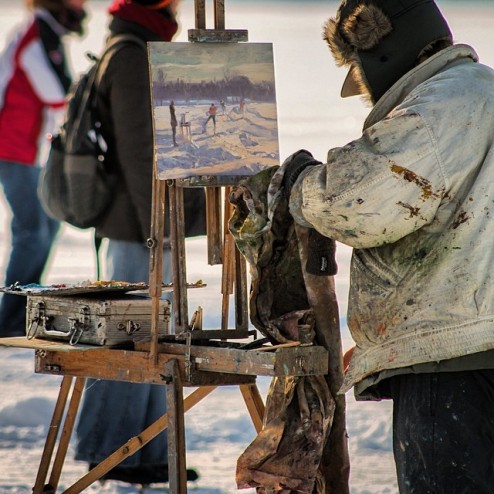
xmin=229 ymin=166 xmax=349 ymax=493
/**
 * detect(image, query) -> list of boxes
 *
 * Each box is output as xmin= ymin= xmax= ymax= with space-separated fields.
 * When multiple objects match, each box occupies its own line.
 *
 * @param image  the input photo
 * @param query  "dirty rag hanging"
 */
xmin=229 ymin=166 xmax=350 ymax=493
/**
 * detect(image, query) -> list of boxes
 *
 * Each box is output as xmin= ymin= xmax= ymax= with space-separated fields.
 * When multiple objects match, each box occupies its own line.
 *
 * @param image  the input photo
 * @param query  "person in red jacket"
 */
xmin=0 ymin=0 xmax=87 ymax=337
xmin=203 ymin=102 xmax=217 ymax=134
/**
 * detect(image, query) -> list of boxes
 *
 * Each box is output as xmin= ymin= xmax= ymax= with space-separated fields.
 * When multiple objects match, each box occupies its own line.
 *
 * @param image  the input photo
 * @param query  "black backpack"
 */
xmin=38 ymin=34 xmax=146 ymax=230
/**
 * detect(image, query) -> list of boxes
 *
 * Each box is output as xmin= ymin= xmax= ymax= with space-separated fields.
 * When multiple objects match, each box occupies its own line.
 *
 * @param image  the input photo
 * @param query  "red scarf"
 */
xmin=108 ymin=0 xmax=178 ymax=41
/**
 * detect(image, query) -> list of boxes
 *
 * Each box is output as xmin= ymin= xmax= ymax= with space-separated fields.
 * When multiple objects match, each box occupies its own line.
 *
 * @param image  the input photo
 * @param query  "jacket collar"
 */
xmin=364 ymin=44 xmax=479 ymax=130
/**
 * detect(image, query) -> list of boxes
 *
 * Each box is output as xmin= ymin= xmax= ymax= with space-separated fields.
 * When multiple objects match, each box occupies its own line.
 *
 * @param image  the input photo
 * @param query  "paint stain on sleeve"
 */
xmin=397 ymin=201 xmax=420 ymax=218
xmin=451 ymin=210 xmax=471 ymax=229
xmin=391 ymin=163 xmax=440 ymax=200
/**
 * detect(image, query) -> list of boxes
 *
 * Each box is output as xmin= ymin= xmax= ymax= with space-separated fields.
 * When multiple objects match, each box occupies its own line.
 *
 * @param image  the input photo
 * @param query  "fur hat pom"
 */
xmin=323 ymin=3 xmax=392 ymax=67
xmin=342 ymin=4 xmax=392 ymax=51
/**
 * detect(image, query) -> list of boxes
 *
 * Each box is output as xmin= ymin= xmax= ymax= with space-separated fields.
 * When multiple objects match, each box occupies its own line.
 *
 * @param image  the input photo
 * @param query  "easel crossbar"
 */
xmin=57 ymin=385 xmax=217 ymax=494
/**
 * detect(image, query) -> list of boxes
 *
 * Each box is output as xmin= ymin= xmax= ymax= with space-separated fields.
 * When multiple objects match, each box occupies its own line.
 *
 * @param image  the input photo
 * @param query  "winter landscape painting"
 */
xmin=149 ymin=42 xmax=280 ymax=180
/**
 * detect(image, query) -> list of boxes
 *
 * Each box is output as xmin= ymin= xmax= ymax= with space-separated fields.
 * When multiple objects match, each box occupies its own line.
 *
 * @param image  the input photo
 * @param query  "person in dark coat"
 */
xmin=74 ymin=0 xmax=203 ymax=485
xmin=170 ymin=99 xmax=178 ymax=146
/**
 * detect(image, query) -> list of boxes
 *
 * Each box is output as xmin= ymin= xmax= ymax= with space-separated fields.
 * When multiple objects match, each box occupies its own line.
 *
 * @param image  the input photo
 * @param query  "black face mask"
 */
xmin=56 ymin=6 xmax=87 ymax=36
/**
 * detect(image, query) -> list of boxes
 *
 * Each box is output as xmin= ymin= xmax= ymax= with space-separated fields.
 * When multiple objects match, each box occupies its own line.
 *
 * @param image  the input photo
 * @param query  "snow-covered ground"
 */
xmin=1 ymin=1 xmax=493 ymax=493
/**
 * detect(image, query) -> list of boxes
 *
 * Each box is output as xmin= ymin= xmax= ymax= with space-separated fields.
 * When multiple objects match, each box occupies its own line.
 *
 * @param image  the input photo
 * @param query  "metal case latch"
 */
xmin=66 ymin=306 xmax=90 ymax=345
xmin=27 ymin=301 xmax=54 ymax=340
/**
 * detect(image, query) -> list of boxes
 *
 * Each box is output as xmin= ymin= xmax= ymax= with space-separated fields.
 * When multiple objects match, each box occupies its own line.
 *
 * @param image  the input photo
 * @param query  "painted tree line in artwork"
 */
xmin=153 ymin=70 xmax=276 ymax=105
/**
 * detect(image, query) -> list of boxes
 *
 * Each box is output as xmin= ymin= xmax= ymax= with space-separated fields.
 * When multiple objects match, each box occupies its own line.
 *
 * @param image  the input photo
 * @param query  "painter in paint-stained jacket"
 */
xmin=289 ymin=44 xmax=494 ymax=396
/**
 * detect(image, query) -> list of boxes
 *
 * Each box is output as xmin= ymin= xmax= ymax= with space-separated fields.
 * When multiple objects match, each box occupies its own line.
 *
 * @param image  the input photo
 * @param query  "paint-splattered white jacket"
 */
xmin=289 ymin=44 xmax=494 ymax=394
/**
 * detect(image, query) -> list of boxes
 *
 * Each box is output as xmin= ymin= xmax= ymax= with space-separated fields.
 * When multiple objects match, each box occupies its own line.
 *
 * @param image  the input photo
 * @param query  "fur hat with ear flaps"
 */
xmin=324 ymin=0 xmax=453 ymax=103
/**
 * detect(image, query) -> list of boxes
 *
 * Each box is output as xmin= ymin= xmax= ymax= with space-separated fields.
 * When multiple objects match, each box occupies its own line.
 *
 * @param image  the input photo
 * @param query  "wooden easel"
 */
xmin=0 ymin=1 xmax=333 ymax=493
xmin=145 ymin=3 xmax=259 ymax=488
xmin=148 ymin=0 xmax=250 ymax=354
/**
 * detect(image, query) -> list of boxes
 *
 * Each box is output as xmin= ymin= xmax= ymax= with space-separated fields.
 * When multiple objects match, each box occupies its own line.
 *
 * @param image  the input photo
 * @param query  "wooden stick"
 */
xmin=221 ymin=234 xmax=235 ymax=330
xmin=169 ymin=182 xmax=188 ymax=332
xmin=32 ymin=376 xmax=73 ymax=494
xmin=214 ymin=0 xmax=225 ymax=30
xmin=149 ymin=176 xmax=166 ymax=363
xmin=240 ymin=384 xmax=265 ymax=433
xmin=176 ymin=185 xmax=188 ymax=330
xmin=194 ymin=0 xmax=206 ymax=29
xmin=221 ymin=187 xmax=235 ymax=330
xmin=206 ymin=187 xmax=223 ymax=265
xmin=166 ymin=359 xmax=187 ymax=493
xmin=48 ymin=377 xmax=86 ymax=491
xmin=249 ymin=341 xmax=301 ymax=352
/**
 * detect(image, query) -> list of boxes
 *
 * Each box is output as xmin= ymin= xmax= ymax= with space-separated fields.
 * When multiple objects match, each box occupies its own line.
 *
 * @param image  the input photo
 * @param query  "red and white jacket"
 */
xmin=0 ymin=9 xmax=71 ymax=166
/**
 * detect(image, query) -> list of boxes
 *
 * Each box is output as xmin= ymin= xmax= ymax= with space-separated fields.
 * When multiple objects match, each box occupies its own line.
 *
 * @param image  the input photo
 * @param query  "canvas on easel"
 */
xmin=149 ymin=41 xmax=280 ymax=180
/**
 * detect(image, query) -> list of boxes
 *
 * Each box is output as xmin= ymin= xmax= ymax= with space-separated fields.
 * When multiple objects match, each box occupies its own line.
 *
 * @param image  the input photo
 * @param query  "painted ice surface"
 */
xmin=0 ymin=1 xmax=493 ymax=493
xmin=149 ymin=42 xmax=279 ymax=179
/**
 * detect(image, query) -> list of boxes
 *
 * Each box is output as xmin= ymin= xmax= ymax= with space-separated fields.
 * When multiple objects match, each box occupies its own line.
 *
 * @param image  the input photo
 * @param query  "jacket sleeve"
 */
xmin=289 ymin=107 xmax=447 ymax=249
xmin=105 ymin=43 xmax=154 ymax=242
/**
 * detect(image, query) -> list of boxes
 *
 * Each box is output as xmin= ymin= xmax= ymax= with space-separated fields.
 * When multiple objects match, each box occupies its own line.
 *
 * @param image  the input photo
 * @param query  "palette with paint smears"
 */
xmin=0 ymin=281 xmax=149 ymax=297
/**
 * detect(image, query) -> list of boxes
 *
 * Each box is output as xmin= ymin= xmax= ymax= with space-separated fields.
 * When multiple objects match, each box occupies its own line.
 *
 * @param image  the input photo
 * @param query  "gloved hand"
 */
xmin=281 ymin=149 xmax=322 ymax=199
xmin=281 ymin=150 xmax=335 ymax=276
xmin=306 ymin=229 xmax=338 ymax=276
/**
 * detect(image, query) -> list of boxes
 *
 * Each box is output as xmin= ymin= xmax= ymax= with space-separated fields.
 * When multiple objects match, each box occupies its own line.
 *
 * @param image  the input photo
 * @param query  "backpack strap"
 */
xmin=94 ymin=34 xmax=147 ymax=89
xmin=94 ymin=235 xmax=104 ymax=280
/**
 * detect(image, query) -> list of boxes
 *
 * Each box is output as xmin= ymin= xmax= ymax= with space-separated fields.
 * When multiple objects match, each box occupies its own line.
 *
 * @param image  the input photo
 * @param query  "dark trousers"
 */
xmin=388 ymin=370 xmax=494 ymax=494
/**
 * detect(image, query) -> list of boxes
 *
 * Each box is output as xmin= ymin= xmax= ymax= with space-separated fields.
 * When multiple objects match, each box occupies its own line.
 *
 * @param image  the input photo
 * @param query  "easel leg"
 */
xmin=169 ymin=182 xmax=188 ymax=332
xmin=32 ymin=376 xmax=86 ymax=494
xmin=48 ymin=377 xmax=85 ymax=490
xmin=221 ymin=187 xmax=235 ymax=330
xmin=239 ymin=384 xmax=265 ymax=433
xmin=206 ymin=187 xmax=223 ymax=265
xmin=149 ymin=175 xmax=166 ymax=362
xmin=166 ymin=359 xmax=187 ymax=493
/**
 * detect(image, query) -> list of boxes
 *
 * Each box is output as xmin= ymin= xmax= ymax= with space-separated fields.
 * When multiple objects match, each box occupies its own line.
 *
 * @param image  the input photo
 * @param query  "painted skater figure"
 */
xmin=203 ymin=102 xmax=217 ymax=134
xmin=169 ymin=100 xmax=178 ymax=146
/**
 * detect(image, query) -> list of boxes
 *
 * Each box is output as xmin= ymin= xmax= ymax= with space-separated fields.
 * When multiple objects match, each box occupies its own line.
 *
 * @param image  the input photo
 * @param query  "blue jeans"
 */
xmin=75 ymin=240 xmax=172 ymax=467
xmin=0 ymin=161 xmax=59 ymax=336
